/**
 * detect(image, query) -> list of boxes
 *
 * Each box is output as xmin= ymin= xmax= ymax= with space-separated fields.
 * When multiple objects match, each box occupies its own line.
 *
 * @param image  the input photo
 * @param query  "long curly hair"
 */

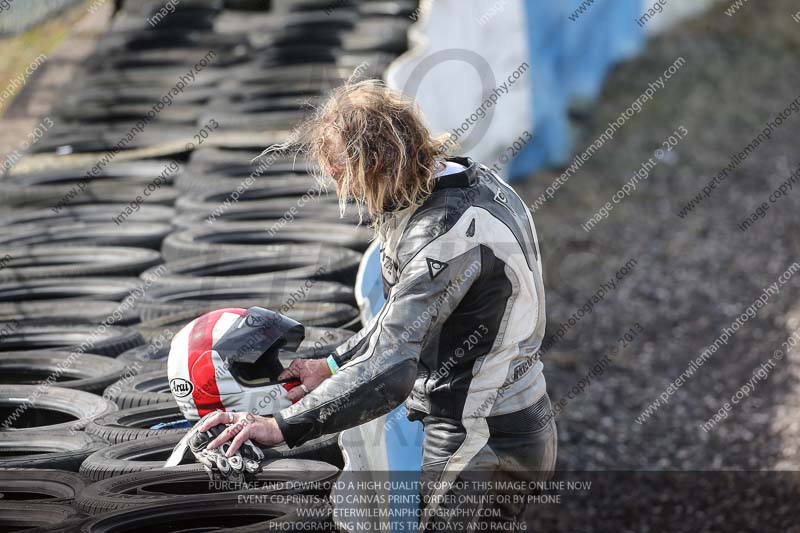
xmin=260 ymin=79 xmax=451 ymax=227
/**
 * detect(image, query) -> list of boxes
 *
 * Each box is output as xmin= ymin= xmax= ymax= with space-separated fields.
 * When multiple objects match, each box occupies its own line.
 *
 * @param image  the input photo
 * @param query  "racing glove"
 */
xmin=164 ymin=411 xmax=265 ymax=485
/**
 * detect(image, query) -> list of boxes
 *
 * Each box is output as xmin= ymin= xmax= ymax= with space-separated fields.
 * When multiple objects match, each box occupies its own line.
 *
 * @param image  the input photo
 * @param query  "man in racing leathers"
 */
xmin=205 ymin=157 xmax=556 ymax=530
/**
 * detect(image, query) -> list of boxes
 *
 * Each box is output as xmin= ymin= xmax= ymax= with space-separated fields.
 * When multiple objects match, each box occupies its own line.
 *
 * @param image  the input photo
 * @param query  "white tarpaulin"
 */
xmin=385 ymin=0 xmax=532 ymax=179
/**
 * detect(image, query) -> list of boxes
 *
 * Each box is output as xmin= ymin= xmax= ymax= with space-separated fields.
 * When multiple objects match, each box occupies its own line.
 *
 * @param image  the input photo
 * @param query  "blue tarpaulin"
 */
xmin=508 ymin=0 xmax=645 ymax=180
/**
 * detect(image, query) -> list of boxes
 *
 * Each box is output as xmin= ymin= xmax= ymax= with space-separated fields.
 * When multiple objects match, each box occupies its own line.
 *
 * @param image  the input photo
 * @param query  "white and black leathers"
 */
xmin=275 ymin=156 xmax=548 ymax=449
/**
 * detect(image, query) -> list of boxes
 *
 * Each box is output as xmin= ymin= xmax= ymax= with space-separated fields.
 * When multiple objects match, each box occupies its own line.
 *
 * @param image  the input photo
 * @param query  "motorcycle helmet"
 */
xmin=167 ymin=306 xmax=304 ymax=420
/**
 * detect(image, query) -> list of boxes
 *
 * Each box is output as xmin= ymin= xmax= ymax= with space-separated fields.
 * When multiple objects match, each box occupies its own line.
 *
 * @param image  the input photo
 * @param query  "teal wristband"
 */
xmin=326 ymin=354 xmax=339 ymax=375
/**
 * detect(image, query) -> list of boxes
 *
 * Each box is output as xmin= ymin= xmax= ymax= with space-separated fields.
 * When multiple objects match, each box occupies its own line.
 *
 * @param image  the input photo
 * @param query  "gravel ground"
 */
xmin=514 ymin=1 xmax=800 ymax=530
xmin=0 ymin=1 xmax=111 ymax=162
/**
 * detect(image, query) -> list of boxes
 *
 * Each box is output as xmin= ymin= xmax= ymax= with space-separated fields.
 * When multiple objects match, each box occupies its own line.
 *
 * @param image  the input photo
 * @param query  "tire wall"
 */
xmin=0 ymin=1 xmax=424 ymax=530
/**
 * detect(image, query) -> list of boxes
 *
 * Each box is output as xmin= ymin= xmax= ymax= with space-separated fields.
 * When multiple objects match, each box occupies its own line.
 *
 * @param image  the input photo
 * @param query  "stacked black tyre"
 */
xmin=1 ymin=0 xmax=418 ymax=530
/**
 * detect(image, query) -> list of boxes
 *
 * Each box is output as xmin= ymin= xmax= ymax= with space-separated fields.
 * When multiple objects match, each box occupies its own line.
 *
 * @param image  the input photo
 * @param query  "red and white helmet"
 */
xmin=167 ymin=307 xmax=305 ymax=421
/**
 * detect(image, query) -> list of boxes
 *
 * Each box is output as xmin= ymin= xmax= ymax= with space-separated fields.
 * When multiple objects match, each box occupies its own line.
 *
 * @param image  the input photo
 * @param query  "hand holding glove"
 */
xmin=201 ymin=410 xmax=285 ymax=453
xmin=189 ymin=416 xmax=265 ymax=483
xmin=164 ymin=411 xmax=266 ymax=484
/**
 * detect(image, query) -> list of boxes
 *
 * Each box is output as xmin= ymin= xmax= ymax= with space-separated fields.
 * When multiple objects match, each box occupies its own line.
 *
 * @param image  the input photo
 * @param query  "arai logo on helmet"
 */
xmin=170 ymin=378 xmax=194 ymax=398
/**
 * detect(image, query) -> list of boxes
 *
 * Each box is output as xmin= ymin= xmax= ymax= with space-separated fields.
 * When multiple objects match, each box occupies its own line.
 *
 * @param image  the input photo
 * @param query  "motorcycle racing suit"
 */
xmin=274 ymin=156 xmax=556 ymax=529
